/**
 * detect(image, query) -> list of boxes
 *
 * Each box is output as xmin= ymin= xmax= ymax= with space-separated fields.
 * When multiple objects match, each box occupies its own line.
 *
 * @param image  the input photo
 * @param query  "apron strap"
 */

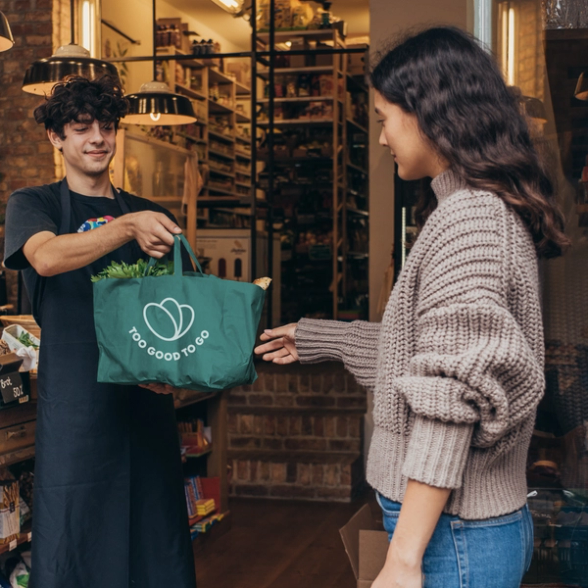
xmin=59 ymin=179 xmax=72 ymax=236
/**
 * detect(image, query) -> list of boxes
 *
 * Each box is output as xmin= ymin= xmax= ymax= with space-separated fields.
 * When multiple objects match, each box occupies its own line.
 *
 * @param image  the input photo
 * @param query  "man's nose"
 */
xmin=89 ymin=122 xmax=106 ymax=143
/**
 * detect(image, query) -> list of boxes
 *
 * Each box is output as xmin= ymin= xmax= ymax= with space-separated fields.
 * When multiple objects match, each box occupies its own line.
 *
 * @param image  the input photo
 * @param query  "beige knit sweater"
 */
xmin=295 ymin=170 xmax=545 ymax=520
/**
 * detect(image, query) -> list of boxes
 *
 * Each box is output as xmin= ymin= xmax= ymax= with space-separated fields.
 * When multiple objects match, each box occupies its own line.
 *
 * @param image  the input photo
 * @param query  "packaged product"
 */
xmin=0 ymin=471 xmax=19 ymax=545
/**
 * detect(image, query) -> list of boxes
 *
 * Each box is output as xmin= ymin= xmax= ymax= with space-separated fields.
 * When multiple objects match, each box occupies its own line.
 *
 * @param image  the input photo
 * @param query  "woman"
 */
xmin=255 ymin=27 xmax=569 ymax=588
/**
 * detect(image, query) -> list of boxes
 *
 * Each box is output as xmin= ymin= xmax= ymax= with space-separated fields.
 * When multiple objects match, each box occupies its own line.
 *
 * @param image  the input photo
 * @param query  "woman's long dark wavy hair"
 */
xmin=370 ymin=26 xmax=570 ymax=258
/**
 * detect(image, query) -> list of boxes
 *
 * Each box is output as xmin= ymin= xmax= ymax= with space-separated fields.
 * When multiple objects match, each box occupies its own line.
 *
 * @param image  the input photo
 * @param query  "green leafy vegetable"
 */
xmin=91 ymin=259 xmax=174 ymax=282
xmin=18 ymin=332 xmax=39 ymax=350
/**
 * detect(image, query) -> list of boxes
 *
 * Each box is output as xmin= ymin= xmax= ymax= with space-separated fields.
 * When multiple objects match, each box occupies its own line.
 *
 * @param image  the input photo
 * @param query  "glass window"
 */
xmin=487 ymin=1 xmax=588 ymax=585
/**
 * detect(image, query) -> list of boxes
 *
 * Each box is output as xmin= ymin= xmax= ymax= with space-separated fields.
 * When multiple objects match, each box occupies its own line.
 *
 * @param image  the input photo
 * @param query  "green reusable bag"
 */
xmin=93 ymin=234 xmax=266 ymax=392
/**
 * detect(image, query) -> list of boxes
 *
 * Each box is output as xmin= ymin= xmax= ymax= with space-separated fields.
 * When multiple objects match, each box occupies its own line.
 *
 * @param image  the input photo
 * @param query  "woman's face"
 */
xmin=375 ymin=90 xmax=448 ymax=180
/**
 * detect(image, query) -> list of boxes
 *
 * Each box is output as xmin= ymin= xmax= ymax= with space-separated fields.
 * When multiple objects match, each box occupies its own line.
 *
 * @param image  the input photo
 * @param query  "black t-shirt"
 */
xmin=4 ymin=181 xmax=179 ymax=325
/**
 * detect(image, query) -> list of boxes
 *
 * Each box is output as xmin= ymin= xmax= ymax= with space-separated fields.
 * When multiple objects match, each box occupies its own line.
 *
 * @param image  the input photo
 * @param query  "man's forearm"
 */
xmin=25 ymin=215 xmax=134 ymax=277
xmin=387 ymin=480 xmax=451 ymax=567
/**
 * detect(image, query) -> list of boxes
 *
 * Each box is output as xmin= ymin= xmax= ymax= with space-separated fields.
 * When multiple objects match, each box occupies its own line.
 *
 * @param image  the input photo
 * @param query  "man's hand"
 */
xmin=125 ymin=211 xmax=182 ymax=259
xmin=254 ymin=323 xmax=299 ymax=364
xmin=139 ymin=383 xmax=175 ymax=395
xmin=22 ymin=211 xmax=182 ymax=277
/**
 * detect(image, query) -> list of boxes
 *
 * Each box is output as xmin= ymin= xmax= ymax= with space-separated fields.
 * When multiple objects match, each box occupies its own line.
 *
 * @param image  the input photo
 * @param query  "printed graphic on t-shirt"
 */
xmin=77 ymin=216 xmax=116 ymax=233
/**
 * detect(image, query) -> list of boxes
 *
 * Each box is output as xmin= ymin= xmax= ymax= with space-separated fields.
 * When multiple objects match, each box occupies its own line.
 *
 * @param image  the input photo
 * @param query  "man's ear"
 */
xmin=47 ymin=129 xmax=63 ymax=153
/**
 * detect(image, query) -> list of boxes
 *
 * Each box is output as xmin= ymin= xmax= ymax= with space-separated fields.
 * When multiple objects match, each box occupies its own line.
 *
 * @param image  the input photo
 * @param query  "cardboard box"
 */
xmin=196 ymin=229 xmax=281 ymax=325
xmin=340 ymin=504 xmax=389 ymax=588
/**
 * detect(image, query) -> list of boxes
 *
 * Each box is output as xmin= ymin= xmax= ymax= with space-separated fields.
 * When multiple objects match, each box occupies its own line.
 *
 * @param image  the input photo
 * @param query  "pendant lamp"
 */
xmin=575 ymin=71 xmax=588 ymax=101
xmin=124 ymin=0 xmax=196 ymax=125
xmin=0 ymin=12 xmax=14 ymax=52
xmin=22 ymin=0 xmax=120 ymax=95
xmin=210 ymin=0 xmax=245 ymax=16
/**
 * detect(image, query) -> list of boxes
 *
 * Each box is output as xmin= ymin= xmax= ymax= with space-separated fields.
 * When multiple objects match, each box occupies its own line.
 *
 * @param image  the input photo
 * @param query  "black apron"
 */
xmin=30 ymin=180 xmax=196 ymax=588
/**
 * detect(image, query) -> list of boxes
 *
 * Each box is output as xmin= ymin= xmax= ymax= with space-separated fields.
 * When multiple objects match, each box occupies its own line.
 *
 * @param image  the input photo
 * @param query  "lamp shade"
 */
xmin=210 ymin=0 xmax=245 ymax=15
xmin=124 ymin=81 xmax=197 ymax=125
xmin=22 ymin=44 xmax=120 ymax=95
xmin=575 ymin=71 xmax=588 ymax=101
xmin=0 ymin=11 xmax=14 ymax=52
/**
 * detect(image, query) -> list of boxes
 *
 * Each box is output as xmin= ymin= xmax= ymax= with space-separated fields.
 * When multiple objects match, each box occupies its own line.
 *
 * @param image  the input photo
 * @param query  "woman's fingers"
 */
xmin=262 ymin=324 xmax=296 ymax=340
xmin=273 ymin=354 xmax=297 ymax=365
xmin=263 ymin=347 xmax=291 ymax=362
xmin=254 ymin=338 xmax=285 ymax=355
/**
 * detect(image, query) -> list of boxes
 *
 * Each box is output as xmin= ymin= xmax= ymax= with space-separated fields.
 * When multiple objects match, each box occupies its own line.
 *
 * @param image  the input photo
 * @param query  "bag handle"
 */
xmin=144 ymin=234 xmax=204 ymax=277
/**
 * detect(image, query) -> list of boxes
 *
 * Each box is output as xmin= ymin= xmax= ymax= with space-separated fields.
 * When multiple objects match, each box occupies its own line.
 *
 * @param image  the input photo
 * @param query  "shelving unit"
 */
xmin=0 ymin=375 xmax=231 ymax=552
xmin=255 ymin=28 xmax=369 ymax=321
xmin=155 ymin=45 xmax=253 ymax=216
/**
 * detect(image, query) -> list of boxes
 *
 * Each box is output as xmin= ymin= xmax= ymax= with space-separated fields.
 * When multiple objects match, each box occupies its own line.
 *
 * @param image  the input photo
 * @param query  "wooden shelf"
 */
xmin=347 ymin=118 xmax=368 ymax=134
xmin=174 ymin=131 xmax=206 ymax=144
xmin=258 ymin=95 xmax=334 ymax=103
xmin=347 ymin=206 xmax=369 ymax=217
xmin=175 ymin=83 xmax=206 ymax=101
xmin=257 ymin=118 xmax=334 ymax=126
xmin=257 ymin=29 xmax=342 ymax=41
xmin=208 ymin=129 xmax=235 ymax=143
xmin=257 ymin=65 xmax=335 ymax=79
xmin=235 ymin=135 xmax=251 ymax=143
xmin=235 ymin=81 xmax=251 ymax=95
xmin=174 ymin=392 xmax=217 ymax=410
xmin=235 ymin=150 xmax=251 ymax=159
xmin=208 ymin=99 xmax=234 ymax=115
xmin=236 ymin=111 xmax=251 ymax=123
xmin=208 ymin=68 xmax=235 ymax=85
xmin=156 ymin=47 xmax=205 ymax=69
xmin=192 ymin=511 xmax=232 ymax=553
xmin=185 ymin=446 xmax=213 ymax=459
xmin=208 ymin=148 xmax=234 ymax=160
xmin=209 ymin=167 xmax=235 ymax=178
xmin=205 ymin=185 xmax=239 ymax=196
xmin=347 ymin=162 xmax=368 ymax=174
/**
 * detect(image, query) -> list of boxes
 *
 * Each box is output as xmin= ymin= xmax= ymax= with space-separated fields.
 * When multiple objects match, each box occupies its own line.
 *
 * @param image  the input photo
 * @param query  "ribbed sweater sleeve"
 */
xmin=295 ymin=318 xmax=381 ymax=391
xmin=398 ymin=196 xmax=545 ymax=489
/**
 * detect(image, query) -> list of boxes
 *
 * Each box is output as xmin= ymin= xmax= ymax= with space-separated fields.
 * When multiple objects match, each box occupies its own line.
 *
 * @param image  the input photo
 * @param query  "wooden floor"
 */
xmin=194 ymin=494 xmax=374 ymax=588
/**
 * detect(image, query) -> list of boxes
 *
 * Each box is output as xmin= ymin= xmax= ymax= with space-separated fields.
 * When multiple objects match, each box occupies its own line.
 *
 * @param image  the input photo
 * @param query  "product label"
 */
xmin=0 ymin=372 xmax=25 ymax=405
xmin=128 ymin=297 xmax=210 ymax=362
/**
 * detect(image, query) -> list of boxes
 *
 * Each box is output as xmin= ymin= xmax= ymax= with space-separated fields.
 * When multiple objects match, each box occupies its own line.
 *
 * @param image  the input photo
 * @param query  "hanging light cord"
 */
xmin=70 ymin=0 xmax=75 ymax=45
xmin=152 ymin=0 xmax=157 ymax=80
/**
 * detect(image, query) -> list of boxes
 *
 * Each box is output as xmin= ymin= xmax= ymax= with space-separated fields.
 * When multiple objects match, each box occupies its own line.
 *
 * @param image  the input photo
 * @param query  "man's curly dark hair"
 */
xmin=34 ymin=75 xmax=129 ymax=139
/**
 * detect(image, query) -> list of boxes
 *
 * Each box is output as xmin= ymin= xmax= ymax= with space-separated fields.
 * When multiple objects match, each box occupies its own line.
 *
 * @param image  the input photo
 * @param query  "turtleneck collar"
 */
xmin=430 ymin=169 xmax=467 ymax=202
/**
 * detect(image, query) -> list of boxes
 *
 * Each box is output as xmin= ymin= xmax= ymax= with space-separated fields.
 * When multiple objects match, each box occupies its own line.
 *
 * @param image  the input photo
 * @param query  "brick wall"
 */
xmin=228 ymin=362 xmax=367 ymax=501
xmin=0 ymin=0 xmax=58 ymax=304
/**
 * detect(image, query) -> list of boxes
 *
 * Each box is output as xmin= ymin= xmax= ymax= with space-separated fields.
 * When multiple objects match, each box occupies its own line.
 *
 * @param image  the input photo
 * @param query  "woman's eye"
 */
xmin=377 ymin=119 xmax=385 ymax=125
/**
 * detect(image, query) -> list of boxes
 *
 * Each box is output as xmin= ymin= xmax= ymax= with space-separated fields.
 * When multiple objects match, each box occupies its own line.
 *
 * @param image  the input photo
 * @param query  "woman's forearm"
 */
xmin=387 ymin=480 xmax=451 ymax=568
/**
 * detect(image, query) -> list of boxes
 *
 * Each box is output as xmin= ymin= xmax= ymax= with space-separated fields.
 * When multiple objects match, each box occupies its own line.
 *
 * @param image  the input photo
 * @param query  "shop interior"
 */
xmin=0 ymin=0 xmax=586 ymax=586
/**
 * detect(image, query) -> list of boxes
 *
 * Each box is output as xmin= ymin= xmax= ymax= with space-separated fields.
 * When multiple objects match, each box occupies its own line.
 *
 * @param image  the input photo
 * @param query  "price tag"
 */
xmin=8 ymin=539 xmax=17 ymax=551
xmin=0 ymin=372 xmax=25 ymax=405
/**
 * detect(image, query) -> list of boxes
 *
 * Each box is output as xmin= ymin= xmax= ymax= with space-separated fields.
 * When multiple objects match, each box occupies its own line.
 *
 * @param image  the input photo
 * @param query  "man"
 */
xmin=4 ymin=76 xmax=197 ymax=588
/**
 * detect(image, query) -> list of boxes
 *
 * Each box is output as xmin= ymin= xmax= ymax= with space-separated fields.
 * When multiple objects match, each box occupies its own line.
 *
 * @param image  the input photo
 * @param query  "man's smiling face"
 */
xmin=48 ymin=116 xmax=117 ymax=179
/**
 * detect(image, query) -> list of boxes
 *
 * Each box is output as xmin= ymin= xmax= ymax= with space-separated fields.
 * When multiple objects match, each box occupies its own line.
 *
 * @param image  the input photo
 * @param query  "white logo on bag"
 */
xmin=143 ymin=298 xmax=195 ymax=342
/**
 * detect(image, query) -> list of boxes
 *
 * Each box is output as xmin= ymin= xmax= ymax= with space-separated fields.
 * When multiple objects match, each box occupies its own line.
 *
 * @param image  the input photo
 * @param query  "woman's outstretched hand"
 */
xmin=254 ymin=323 xmax=299 ymax=364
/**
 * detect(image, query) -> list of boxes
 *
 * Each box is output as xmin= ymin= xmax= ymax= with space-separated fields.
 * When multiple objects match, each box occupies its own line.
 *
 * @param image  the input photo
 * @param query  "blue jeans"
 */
xmin=376 ymin=492 xmax=534 ymax=588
